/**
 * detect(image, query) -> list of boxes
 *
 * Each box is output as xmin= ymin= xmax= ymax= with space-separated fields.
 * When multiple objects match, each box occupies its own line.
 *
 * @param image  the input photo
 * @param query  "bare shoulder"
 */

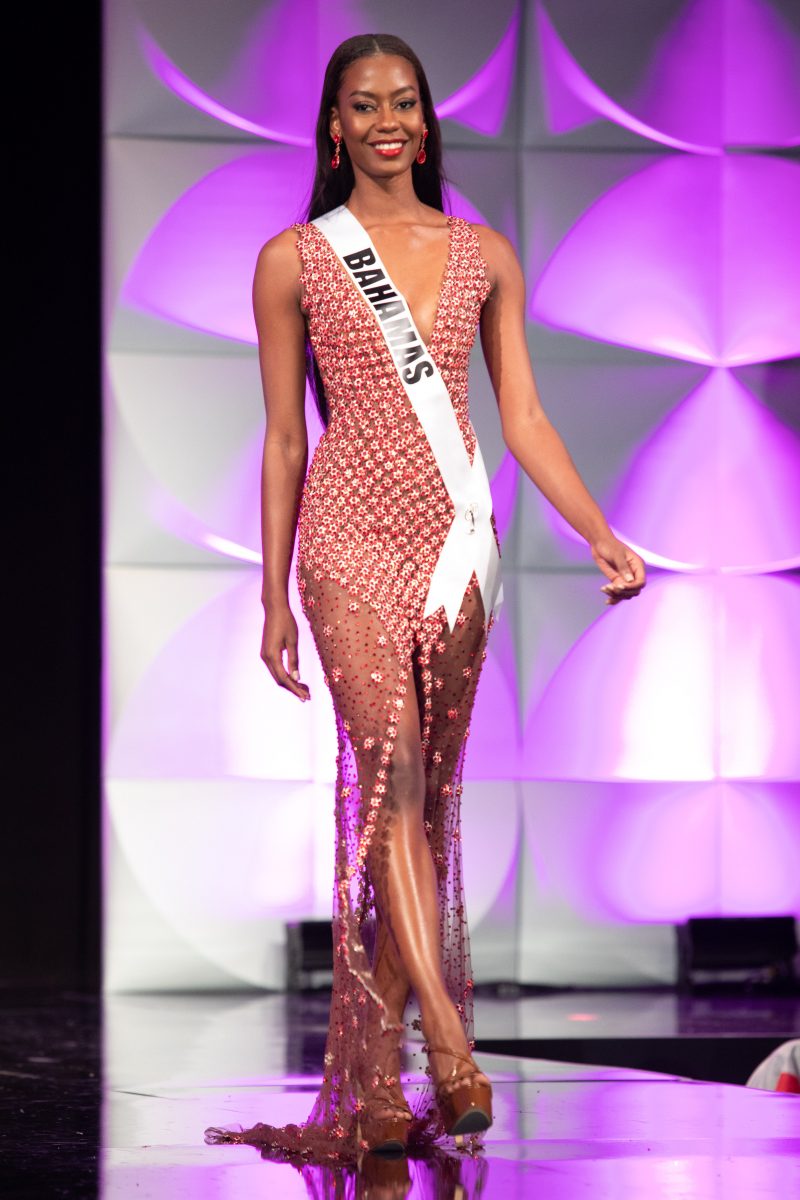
xmin=468 ymin=223 xmax=521 ymax=283
xmin=255 ymin=226 xmax=303 ymax=281
xmin=253 ymin=226 xmax=307 ymax=321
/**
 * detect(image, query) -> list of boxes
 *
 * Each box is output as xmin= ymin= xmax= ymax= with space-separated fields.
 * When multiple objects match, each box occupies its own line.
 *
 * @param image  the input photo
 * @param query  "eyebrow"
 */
xmin=347 ymin=86 xmax=417 ymax=99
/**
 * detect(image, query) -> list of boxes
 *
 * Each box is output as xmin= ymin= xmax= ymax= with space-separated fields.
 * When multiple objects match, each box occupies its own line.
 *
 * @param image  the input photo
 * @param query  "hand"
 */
xmin=590 ymin=534 xmax=647 ymax=606
xmin=260 ymin=603 xmax=310 ymax=700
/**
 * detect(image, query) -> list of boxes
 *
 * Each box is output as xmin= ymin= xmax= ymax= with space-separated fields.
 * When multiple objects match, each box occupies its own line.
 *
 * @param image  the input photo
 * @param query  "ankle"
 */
xmin=420 ymin=1000 xmax=467 ymax=1050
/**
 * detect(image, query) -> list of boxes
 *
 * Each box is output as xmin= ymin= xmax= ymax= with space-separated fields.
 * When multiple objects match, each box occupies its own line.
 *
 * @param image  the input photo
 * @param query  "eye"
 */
xmin=397 ymin=99 xmax=417 ymax=110
xmin=353 ymin=102 xmax=374 ymax=113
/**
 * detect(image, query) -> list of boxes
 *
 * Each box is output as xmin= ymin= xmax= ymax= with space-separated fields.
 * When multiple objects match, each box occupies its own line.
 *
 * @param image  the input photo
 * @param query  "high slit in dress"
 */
xmin=205 ymin=213 xmax=502 ymax=1164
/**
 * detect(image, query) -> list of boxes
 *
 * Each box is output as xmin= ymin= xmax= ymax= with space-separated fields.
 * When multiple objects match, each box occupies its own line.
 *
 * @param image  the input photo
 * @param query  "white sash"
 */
xmin=311 ymin=204 xmax=503 ymax=632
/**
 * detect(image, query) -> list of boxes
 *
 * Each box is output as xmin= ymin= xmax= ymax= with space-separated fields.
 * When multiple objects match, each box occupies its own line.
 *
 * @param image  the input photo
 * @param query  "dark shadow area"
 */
xmin=4 ymin=4 xmax=101 ymax=993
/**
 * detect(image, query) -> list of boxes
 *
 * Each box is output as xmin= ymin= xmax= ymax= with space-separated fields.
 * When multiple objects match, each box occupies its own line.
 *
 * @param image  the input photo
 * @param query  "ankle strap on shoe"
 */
xmin=425 ymin=1045 xmax=476 ymax=1068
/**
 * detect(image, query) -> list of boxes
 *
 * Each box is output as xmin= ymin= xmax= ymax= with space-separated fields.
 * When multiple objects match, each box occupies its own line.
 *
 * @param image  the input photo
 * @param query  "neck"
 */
xmin=345 ymin=167 xmax=426 ymax=226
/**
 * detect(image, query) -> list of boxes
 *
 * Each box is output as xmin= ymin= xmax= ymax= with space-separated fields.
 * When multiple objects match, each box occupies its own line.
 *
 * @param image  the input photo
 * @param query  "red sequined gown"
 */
xmin=205 ymin=214 xmax=499 ymax=1163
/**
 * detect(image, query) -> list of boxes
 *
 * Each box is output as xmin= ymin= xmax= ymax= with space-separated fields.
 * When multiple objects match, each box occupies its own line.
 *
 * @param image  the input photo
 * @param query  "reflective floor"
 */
xmin=2 ymin=989 xmax=798 ymax=1198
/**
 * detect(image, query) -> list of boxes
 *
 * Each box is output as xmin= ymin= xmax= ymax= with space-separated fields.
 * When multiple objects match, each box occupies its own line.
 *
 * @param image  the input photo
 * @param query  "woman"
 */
xmin=205 ymin=33 xmax=646 ymax=1164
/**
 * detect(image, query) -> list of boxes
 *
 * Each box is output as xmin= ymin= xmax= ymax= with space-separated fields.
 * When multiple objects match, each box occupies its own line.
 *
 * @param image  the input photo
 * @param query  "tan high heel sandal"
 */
xmin=359 ymin=1069 xmax=412 ymax=1156
xmin=426 ymin=1045 xmax=493 ymax=1137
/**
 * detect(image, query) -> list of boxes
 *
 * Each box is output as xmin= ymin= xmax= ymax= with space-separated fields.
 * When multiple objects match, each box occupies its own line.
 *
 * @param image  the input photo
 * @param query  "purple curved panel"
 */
xmin=537 ymin=780 xmax=800 ymax=922
xmin=138 ymin=26 xmax=311 ymax=145
xmin=137 ymin=0 xmax=358 ymax=146
xmin=529 ymin=154 xmax=800 ymax=365
xmin=535 ymin=1 xmax=720 ymax=154
xmin=122 ymin=152 xmax=488 ymax=342
xmin=536 ymin=0 xmax=800 ymax=150
xmin=106 ymin=572 xmax=330 ymax=780
xmin=436 ymin=3 xmax=520 ymax=135
xmin=463 ymin=638 xmax=521 ymax=780
xmin=523 ymin=573 xmax=800 ymax=782
xmin=608 ymin=369 xmax=800 ymax=571
xmin=634 ymin=0 xmax=800 ymax=150
xmin=138 ymin=2 xmax=518 ymax=145
xmin=122 ymin=150 xmax=313 ymax=343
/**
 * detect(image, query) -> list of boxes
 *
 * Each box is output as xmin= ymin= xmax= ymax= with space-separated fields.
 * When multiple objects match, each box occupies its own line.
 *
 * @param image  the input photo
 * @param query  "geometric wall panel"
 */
xmin=523 ymin=574 xmax=800 ymax=781
xmin=608 ymin=370 xmax=800 ymax=571
xmin=105 ymin=779 xmax=522 ymax=990
xmin=108 ymin=0 xmax=521 ymax=143
xmin=121 ymin=151 xmax=489 ymax=344
xmin=519 ymin=778 xmax=800 ymax=985
xmin=530 ymin=156 xmax=800 ymax=365
xmin=104 ymin=0 xmax=800 ymax=990
xmin=530 ymin=0 xmax=800 ymax=151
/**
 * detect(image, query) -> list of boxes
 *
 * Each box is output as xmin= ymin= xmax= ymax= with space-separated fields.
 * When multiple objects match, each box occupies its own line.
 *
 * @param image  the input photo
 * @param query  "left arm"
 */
xmin=476 ymin=226 xmax=646 ymax=605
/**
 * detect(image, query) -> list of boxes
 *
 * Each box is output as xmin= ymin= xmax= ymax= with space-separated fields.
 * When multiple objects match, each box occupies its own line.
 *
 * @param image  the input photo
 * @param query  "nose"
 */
xmin=375 ymin=104 xmax=401 ymax=131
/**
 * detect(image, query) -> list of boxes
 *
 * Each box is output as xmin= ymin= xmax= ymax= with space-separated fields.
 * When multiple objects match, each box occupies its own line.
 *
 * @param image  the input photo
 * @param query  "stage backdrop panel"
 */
xmin=103 ymin=0 xmax=800 ymax=991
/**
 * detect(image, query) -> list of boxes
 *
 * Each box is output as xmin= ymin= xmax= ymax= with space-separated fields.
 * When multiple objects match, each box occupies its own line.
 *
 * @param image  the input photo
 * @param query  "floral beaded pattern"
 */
xmin=204 ymin=216 xmax=497 ymax=1164
xmin=295 ymin=215 xmax=494 ymax=666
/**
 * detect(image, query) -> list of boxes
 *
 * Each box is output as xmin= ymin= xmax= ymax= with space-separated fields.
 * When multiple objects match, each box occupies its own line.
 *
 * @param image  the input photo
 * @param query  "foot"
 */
xmin=361 ymin=1025 xmax=413 ymax=1124
xmin=360 ymin=1064 xmax=412 ymax=1157
xmin=421 ymin=1005 xmax=490 ymax=1098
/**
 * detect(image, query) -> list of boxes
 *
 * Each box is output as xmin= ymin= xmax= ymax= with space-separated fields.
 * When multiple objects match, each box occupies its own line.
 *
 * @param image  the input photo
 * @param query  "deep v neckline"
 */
xmin=342 ymin=208 xmax=454 ymax=354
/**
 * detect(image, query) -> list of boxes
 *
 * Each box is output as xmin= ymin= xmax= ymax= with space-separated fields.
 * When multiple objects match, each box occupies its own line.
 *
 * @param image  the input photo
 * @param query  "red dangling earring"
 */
xmin=416 ymin=126 xmax=428 ymax=165
xmin=331 ymin=133 xmax=341 ymax=170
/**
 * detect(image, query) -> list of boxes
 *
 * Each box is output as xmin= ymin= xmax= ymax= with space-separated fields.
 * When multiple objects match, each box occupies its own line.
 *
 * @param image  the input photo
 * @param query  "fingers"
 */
xmin=601 ymin=583 xmax=635 ymax=605
xmin=600 ymin=577 xmax=644 ymax=604
xmin=600 ymin=551 xmax=646 ymax=605
xmin=262 ymin=639 xmax=310 ymax=701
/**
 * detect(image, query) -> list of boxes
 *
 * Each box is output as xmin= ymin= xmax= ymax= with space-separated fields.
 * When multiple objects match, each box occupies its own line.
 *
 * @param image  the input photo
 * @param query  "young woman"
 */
xmin=205 ymin=33 xmax=645 ymax=1164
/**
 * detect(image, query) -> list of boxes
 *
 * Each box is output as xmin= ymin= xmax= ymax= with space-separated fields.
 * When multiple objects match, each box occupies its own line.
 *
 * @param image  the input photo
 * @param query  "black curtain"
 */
xmin=3 ymin=2 xmax=102 ymax=990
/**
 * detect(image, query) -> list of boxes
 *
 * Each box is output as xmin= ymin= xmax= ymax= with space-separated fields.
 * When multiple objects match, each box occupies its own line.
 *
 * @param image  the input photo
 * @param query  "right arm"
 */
xmin=253 ymin=229 xmax=311 ymax=701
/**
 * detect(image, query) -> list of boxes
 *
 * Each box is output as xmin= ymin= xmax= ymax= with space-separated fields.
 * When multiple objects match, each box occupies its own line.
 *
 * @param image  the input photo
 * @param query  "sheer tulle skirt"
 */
xmin=205 ymin=569 xmax=490 ymax=1165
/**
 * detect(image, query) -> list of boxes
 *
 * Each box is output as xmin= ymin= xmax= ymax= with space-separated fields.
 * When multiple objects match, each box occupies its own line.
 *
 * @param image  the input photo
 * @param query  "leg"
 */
xmin=367 ymin=583 xmax=491 ymax=1101
xmin=371 ymin=913 xmax=410 ymax=1028
xmin=298 ymin=570 xmax=418 ymax=1131
xmin=412 ymin=581 xmax=492 ymax=1094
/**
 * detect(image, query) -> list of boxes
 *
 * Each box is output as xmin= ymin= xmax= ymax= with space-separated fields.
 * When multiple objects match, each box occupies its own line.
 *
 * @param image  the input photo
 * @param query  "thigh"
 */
xmin=299 ymin=566 xmax=427 ymax=819
xmin=415 ymin=579 xmax=489 ymax=771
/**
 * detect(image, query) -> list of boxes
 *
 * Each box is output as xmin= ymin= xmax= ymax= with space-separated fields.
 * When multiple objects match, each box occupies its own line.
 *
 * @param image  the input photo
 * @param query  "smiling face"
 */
xmin=331 ymin=53 xmax=426 ymax=178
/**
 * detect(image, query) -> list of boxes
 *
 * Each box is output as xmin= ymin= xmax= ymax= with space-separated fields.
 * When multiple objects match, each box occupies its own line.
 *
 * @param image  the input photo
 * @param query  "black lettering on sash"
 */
xmin=363 ymin=283 xmax=397 ymax=303
xmin=343 ymin=247 xmax=376 ymax=270
xmin=382 ymin=316 xmax=413 ymax=337
xmin=403 ymin=360 xmax=435 ymax=384
xmin=334 ymin=234 xmax=434 ymax=388
xmin=386 ymin=328 xmax=417 ymax=347
xmin=353 ymin=268 xmax=384 ymax=288
xmin=396 ymin=345 xmax=424 ymax=367
xmin=374 ymin=300 xmax=405 ymax=320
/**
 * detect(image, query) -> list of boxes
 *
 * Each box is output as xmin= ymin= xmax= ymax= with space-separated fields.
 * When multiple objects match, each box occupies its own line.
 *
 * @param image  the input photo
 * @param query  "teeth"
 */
xmin=375 ymin=142 xmax=403 ymax=149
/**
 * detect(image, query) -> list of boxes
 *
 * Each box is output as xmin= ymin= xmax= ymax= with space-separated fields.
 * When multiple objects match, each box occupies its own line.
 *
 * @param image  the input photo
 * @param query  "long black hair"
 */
xmin=302 ymin=34 xmax=448 ymax=427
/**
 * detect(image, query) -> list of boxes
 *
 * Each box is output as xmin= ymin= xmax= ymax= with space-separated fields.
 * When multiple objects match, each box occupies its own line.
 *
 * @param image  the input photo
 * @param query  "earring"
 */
xmin=416 ymin=126 xmax=428 ymax=165
xmin=331 ymin=133 xmax=341 ymax=170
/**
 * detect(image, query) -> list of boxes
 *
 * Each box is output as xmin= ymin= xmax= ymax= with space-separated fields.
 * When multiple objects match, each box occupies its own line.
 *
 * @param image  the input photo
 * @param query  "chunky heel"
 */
xmin=358 ymin=1065 xmax=412 ymax=1156
xmin=426 ymin=1045 xmax=493 ymax=1138
xmin=361 ymin=1115 xmax=409 ymax=1156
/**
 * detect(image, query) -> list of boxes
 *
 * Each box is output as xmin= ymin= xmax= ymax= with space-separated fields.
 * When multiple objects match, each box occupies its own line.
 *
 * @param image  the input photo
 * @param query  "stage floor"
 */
xmin=2 ymin=989 xmax=798 ymax=1197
